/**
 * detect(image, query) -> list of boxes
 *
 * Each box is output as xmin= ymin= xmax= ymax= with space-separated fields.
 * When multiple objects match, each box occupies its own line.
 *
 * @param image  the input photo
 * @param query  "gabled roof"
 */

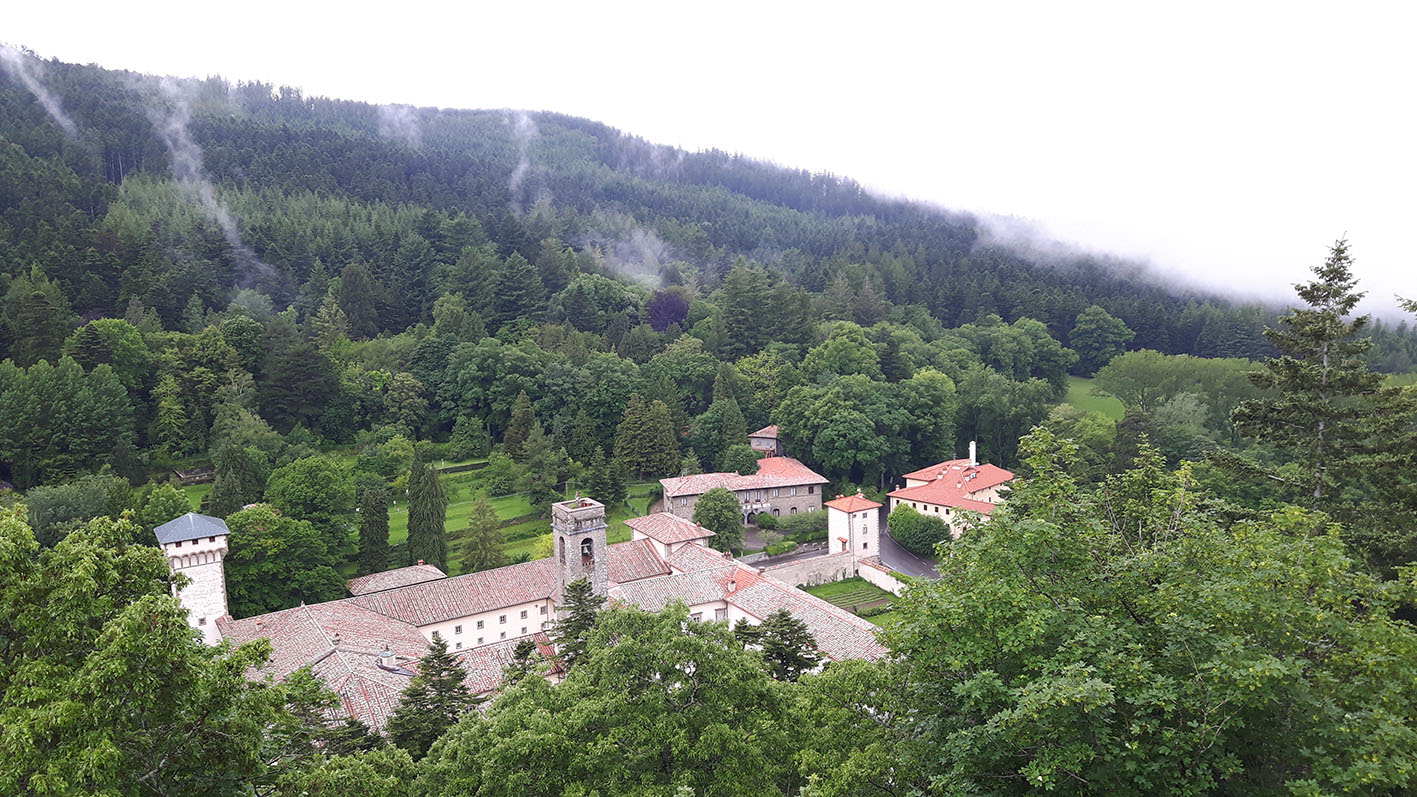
xmin=347 ymin=563 xmax=448 ymax=596
xmin=824 ymin=494 xmax=882 ymax=513
xmin=749 ymin=425 xmax=780 ymax=439
xmin=607 ymin=538 xmax=672 ymax=583
xmin=665 ymin=541 xmax=737 ymax=574
xmin=452 ymin=632 xmax=559 ymax=695
xmin=901 ymin=459 xmax=1013 ymax=487
xmin=350 ymin=559 xmax=558 ymax=627
xmin=660 ymin=457 xmax=827 ymax=497
xmin=154 ymin=512 xmax=229 ymax=544
xmin=624 ymin=512 xmax=716 ymax=545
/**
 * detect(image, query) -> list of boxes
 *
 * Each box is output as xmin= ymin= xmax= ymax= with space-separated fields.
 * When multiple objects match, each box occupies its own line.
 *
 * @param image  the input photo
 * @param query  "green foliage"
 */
xmin=581 ymin=447 xmax=627 ymax=507
xmin=406 ymin=459 xmax=448 ymax=570
xmin=764 ymin=540 xmax=796 ymax=556
xmin=0 ymin=358 xmax=135 ymax=488
xmin=265 ymin=456 xmax=356 ymax=557
xmin=554 ymin=577 xmax=605 ymax=671
xmin=447 ymin=414 xmax=491 ymax=460
xmin=613 ymin=392 xmax=680 ymax=479
xmin=883 ymin=429 xmax=1417 ymax=794
xmin=802 ymin=322 xmax=882 ymax=380
xmin=520 ymin=422 xmax=571 ymax=516
xmin=419 ymin=605 xmax=799 ymax=795
xmin=385 ymin=633 xmax=481 ymax=759
xmin=776 ymin=508 xmax=827 ymax=540
xmin=137 ymin=483 xmax=192 ymax=530
xmin=718 ymin=443 xmax=761 ymax=475
xmin=502 ymin=390 xmax=535 ymax=461
xmin=460 ymin=494 xmax=508 ymax=574
xmin=754 ymin=511 xmax=777 ymax=530
xmin=1069 ymin=304 xmax=1134 ymax=375
xmin=747 ymin=608 xmax=821 ymax=681
xmin=358 ymin=484 xmax=391 ymax=576
xmin=693 ymin=486 xmax=744 ymax=551
xmin=886 ymin=503 xmax=951 ymax=556
xmin=22 ymin=472 xmax=127 ymax=547
xmin=0 ymin=509 xmax=342 ymax=794
xmin=224 ymin=504 xmax=346 ymax=617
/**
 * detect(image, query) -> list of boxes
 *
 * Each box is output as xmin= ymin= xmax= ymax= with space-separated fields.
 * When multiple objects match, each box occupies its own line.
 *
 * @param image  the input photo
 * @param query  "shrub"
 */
xmin=778 ymin=509 xmax=827 ymax=542
xmin=765 ymin=541 xmax=798 ymax=556
xmin=755 ymin=512 xmax=777 ymax=530
xmin=888 ymin=504 xmax=950 ymax=556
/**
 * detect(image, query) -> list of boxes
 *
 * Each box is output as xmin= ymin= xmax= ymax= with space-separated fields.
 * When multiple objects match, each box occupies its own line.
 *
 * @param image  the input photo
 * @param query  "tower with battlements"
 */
xmin=154 ymin=512 xmax=230 ymax=645
xmin=552 ymin=497 xmax=608 ymax=600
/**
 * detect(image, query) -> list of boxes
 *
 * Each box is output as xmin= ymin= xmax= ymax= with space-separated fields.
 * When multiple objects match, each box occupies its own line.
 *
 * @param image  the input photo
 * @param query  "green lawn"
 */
xmin=390 ymin=479 xmax=658 ymax=575
xmin=1064 ymin=375 xmax=1125 ymax=420
xmin=804 ymin=577 xmax=899 ymax=627
xmin=181 ymin=482 xmax=213 ymax=510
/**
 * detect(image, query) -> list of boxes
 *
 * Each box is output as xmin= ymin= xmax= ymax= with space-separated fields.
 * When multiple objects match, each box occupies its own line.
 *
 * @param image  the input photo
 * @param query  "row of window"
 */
xmin=454 ymin=627 xmax=525 ymax=649
xmin=453 ymin=605 xmax=547 ymax=636
xmin=171 ymin=536 xmax=219 ymax=548
xmin=688 ymin=608 xmax=730 ymax=623
xmin=674 ymin=484 xmax=817 ymax=507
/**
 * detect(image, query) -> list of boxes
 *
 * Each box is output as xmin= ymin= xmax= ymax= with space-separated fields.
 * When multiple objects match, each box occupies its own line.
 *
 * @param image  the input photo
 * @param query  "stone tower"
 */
xmin=552 ymin=497 xmax=608 ymax=600
xmin=154 ymin=512 xmax=230 ymax=646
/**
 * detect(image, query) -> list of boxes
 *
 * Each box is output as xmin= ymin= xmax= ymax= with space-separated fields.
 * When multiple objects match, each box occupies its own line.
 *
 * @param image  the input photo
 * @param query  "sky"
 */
xmin=5 ymin=1 xmax=1415 ymax=316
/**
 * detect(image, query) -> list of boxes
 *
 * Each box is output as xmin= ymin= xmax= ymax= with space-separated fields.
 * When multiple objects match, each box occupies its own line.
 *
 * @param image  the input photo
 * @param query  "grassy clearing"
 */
xmin=181 ymin=482 xmax=212 ymax=510
xmin=1064 ymin=375 xmax=1125 ymax=420
xmin=1387 ymin=372 xmax=1417 ymax=387
xmin=804 ymin=577 xmax=899 ymax=627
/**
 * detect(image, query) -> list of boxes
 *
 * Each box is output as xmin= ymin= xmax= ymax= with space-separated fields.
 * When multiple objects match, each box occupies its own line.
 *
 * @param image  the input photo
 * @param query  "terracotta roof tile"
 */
xmin=824 ymin=494 xmax=882 ymax=513
xmin=346 ymin=563 xmax=448 ymax=596
xmin=889 ymin=461 xmax=1013 ymax=513
xmin=349 ymin=559 xmax=558 ymax=626
xmin=664 ymin=541 xmax=737 ymax=573
xmin=749 ymin=425 xmax=780 ymax=439
xmin=451 ymin=632 xmax=557 ymax=695
xmin=624 ymin=512 xmax=716 ymax=545
xmin=660 ymin=457 xmax=827 ymax=497
xmin=607 ymin=538 xmax=672 ymax=583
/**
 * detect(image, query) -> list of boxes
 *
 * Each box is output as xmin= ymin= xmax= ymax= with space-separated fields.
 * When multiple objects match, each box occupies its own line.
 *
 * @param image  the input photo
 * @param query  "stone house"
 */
xmin=660 ymin=456 xmax=828 ymax=525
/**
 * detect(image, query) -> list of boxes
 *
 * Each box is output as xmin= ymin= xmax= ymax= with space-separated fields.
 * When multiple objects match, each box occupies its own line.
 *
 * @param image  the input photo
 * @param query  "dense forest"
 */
xmin=2 ymin=48 xmax=1416 ymax=795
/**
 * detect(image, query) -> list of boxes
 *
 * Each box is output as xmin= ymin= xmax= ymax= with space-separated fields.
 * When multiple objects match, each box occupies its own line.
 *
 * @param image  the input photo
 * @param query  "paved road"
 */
xmin=877 ymin=527 xmax=940 ymax=579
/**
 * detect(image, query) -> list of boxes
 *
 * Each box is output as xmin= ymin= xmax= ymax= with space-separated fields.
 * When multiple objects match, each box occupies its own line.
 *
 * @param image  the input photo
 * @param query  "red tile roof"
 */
xmin=664 ymin=541 xmax=737 ymax=574
xmin=451 ymin=632 xmax=558 ymax=695
xmin=607 ymin=538 xmax=672 ymax=583
xmin=350 ymin=559 xmax=558 ymax=626
xmin=624 ymin=512 xmax=716 ymax=545
xmin=346 ymin=562 xmax=447 ymax=596
xmin=749 ymin=425 xmax=780 ymax=439
xmin=660 ymin=457 xmax=827 ymax=497
xmin=889 ymin=461 xmax=1013 ymax=514
xmin=824 ymin=494 xmax=882 ymax=513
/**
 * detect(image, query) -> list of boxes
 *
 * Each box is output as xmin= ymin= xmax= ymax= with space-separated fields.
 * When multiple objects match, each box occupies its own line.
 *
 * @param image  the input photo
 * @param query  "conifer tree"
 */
xmin=310 ymin=290 xmax=351 ymax=350
xmin=385 ymin=634 xmax=479 ymax=758
xmin=503 ymin=390 xmax=535 ymax=461
xmin=503 ymin=638 xmax=541 ymax=686
xmin=822 ymin=273 xmax=857 ymax=322
xmin=566 ymin=408 xmax=599 ymax=464
xmin=494 ymin=252 xmax=545 ymax=326
xmin=181 ymin=293 xmax=207 ymax=334
xmin=461 ymin=494 xmax=507 ymax=574
xmin=555 ymin=577 xmax=605 ymax=670
xmin=1232 ymin=239 xmax=1381 ymax=503
xmin=150 ymin=373 xmax=192 ymax=456
xmin=754 ymin=609 xmax=821 ymax=682
xmin=337 ymin=262 xmax=380 ymax=339
xmin=852 ymin=279 xmax=885 ymax=326
xmin=522 ymin=423 xmax=570 ymax=515
xmin=357 ymin=484 xmax=390 ymax=575
xmin=406 ymin=459 xmax=448 ymax=570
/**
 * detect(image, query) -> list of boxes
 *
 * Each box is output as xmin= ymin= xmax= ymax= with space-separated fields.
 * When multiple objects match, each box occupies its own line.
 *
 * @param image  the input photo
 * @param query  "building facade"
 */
xmin=660 ymin=456 xmax=828 ymax=525
xmin=887 ymin=443 xmax=1015 ymax=533
xmin=154 ymin=512 xmax=230 ymax=646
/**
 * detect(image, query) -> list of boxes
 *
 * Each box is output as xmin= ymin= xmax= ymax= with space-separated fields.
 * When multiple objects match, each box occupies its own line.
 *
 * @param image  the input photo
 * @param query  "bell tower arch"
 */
xmin=552 ymin=497 xmax=608 ymax=599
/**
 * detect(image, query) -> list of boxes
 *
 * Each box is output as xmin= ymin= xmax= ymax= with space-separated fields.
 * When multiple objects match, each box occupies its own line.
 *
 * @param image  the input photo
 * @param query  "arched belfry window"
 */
xmin=581 ymin=537 xmax=594 ymax=566
xmin=558 ymin=537 xmax=565 ymax=565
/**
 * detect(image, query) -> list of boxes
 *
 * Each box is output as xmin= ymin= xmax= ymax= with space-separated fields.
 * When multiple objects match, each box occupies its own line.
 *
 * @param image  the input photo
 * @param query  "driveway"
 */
xmin=877 ymin=527 xmax=940 ymax=579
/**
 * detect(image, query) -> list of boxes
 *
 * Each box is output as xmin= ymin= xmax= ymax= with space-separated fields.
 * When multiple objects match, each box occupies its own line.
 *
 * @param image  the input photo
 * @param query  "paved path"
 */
xmin=877 ymin=527 xmax=940 ymax=579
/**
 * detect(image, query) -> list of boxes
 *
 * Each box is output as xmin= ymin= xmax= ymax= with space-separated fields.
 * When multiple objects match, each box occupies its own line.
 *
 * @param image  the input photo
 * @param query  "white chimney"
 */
xmin=969 ymin=440 xmax=977 ymax=467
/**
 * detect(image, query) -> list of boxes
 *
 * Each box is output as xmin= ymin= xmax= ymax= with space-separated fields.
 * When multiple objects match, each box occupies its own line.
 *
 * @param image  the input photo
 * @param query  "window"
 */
xmin=789 ymin=486 xmax=797 ymax=496
xmin=477 ymin=637 xmax=483 ymax=644
xmin=500 ymin=631 xmax=506 ymax=639
xmin=539 ymin=605 xmax=547 ymax=614
xmin=455 ymin=625 xmax=463 ymax=634
xmin=197 ymin=616 xmax=206 ymax=625
xmin=678 ymin=497 xmax=687 ymax=507
xmin=558 ymin=537 xmax=564 ymax=565
xmin=521 ymin=626 xmax=527 ymax=634
xmin=456 ymin=642 xmax=463 ymax=650
xmin=808 ymin=485 xmax=815 ymax=494
xmin=715 ymin=608 xmax=727 ymax=621
xmin=477 ymin=620 xmax=484 ymax=629
xmin=790 ymin=507 xmax=798 ymax=515
xmin=209 ymin=536 xmax=216 ymax=542
xmin=581 ymin=537 xmax=594 ymax=566
xmin=174 ymin=541 xmax=182 ymax=547
xmin=520 ymin=610 xmax=527 ymax=619
xmin=499 ymin=615 xmax=507 ymax=624
xmin=691 ymin=612 xmax=703 ymax=622
xmin=863 ymin=542 xmax=869 ymax=550
xmin=771 ymin=488 xmax=779 ymax=498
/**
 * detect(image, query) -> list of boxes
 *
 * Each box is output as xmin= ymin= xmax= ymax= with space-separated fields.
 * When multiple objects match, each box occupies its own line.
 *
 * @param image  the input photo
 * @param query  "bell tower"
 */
xmin=552 ymin=497 xmax=608 ymax=600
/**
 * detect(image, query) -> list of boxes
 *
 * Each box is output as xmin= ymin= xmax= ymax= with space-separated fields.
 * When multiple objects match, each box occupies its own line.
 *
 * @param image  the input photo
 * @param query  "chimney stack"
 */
xmin=969 ymin=440 xmax=977 ymax=467
xmin=418 ymin=559 xmax=424 ymax=566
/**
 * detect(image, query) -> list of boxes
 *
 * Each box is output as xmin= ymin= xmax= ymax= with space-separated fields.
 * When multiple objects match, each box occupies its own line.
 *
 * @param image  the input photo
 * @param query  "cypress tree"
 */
xmin=385 ymin=634 xmax=479 ymax=758
xmin=503 ymin=390 xmax=535 ymax=461
xmin=357 ymin=484 xmax=390 ymax=575
xmin=406 ymin=459 xmax=448 ymax=570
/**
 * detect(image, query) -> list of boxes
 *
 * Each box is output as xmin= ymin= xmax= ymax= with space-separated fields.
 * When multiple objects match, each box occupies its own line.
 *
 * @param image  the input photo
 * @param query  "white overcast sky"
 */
xmin=6 ymin=1 xmax=1415 ymax=316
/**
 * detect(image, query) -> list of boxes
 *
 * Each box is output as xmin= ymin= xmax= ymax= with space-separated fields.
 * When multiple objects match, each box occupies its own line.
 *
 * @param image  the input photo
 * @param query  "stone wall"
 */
xmin=760 ymin=551 xmax=858 ymax=588
xmin=857 ymin=559 xmax=908 ymax=597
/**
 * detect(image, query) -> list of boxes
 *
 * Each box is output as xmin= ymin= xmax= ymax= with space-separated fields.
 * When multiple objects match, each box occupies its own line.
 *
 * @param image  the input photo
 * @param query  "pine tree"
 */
xmin=494 ymin=252 xmax=545 ymax=326
xmin=406 ymin=459 xmax=448 ymax=570
xmin=337 ymin=262 xmax=380 ymax=339
xmin=1231 ymin=239 xmax=1382 ymax=503
xmin=852 ymin=279 xmax=885 ymax=327
xmin=385 ymin=634 xmax=480 ymax=758
xmin=181 ymin=293 xmax=207 ymax=334
xmin=503 ymin=390 xmax=535 ymax=461
xmin=461 ymin=494 xmax=508 ymax=574
xmin=822 ymin=274 xmax=856 ymax=322
xmin=718 ymin=397 xmax=747 ymax=453
xmin=503 ymin=638 xmax=541 ymax=686
xmin=66 ymin=324 xmax=113 ymax=373
xmin=522 ymin=423 xmax=570 ymax=516
xmin=555 ymin=577 xmax=605 ymax=671
xmin=754 ymin=609 xmax=821 ymax=681
xmin=357 ymin=484 xmax=390 ymax=575
xmin=566 ymin=408 xmax=599 ymax=464
xmin=150 ymin=373 xmax=192 ymax=456
xmin=310 ymin=289 xmax=351 ymax=350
